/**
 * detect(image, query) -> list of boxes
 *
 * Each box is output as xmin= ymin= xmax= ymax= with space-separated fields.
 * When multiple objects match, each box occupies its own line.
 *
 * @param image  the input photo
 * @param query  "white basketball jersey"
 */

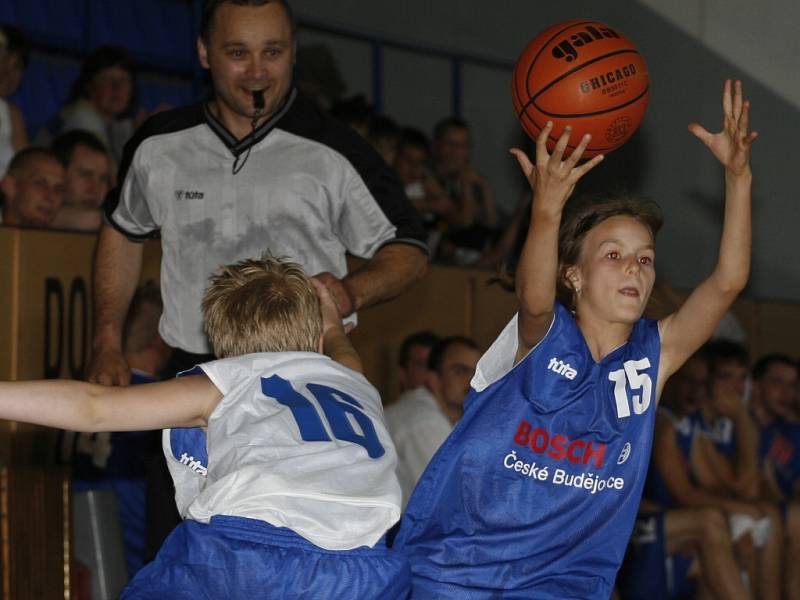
xmin=163 ymin=352 xmax=401 ymax=550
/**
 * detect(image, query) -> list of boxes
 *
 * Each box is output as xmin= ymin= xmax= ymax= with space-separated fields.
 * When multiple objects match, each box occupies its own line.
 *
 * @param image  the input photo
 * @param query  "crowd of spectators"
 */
xmin=0 ymin=21 xmax=519 ymax=269
xmin=2 ymin=15 xmax=799 ymax=600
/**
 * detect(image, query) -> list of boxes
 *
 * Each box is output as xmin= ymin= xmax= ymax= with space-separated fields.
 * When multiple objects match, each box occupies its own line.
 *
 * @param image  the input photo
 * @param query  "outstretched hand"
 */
xmin=688 ymin=79 xmax=757 ymax=176
xmin=510 ymin=122 xmax=604 ymax=213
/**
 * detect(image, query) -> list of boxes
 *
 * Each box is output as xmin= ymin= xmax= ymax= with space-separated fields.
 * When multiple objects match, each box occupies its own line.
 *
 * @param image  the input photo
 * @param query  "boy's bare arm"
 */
xmin=311 ymin=279 xmax=363 ymax=374
xmin=660 ymin=80 xmax=757 ymax=378
xmin=0 ymin=375 xmax=221 ymax=432
xmin=511 ymin=124 xmax=603 ymax=361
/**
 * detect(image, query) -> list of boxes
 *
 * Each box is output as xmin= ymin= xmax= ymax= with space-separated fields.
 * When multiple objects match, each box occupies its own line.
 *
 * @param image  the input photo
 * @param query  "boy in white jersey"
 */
xmin=0 ymin=256 xmax=410 ymax=599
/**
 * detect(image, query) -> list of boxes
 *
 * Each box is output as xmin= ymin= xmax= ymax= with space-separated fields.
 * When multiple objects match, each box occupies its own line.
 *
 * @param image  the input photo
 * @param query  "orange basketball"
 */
xmin=512 ymin=20 xmax=649 ymax=157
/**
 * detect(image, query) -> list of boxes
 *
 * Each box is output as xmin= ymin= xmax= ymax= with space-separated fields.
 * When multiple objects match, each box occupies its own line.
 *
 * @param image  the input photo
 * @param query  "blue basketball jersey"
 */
xmin=697 ymin=412 xmax=736 ymax=458
xmin=760 ymin=420 xmax=800 ymax=500
xmin=395 ymin=303 xmax=661 ymax=599
xmin=643 ymin=407 xmax=698 ymax=509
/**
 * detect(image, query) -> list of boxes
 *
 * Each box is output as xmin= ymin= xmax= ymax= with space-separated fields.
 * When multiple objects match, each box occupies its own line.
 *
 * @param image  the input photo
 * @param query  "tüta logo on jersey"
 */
xmin=547 ymin=357 xmax=577 ymax=380
xmin=174 ymin=189 xmax=205 ymax=201
xmin=551 ymin=24 xmax=621 ymax=63
xmin=514 ymin=420 xmax=607 ymax=468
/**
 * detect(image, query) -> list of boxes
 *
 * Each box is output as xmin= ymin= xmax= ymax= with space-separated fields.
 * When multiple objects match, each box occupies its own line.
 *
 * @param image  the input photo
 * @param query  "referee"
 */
xmin=88 ymin=0 xmax=427 ymax=559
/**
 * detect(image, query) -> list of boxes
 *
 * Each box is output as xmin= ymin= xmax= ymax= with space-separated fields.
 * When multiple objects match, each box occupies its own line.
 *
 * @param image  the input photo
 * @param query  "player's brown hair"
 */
xmin=202 ymin=255 xmax=321 ymax=357
xmin=557 ymin=193 xmax=663 ymax=309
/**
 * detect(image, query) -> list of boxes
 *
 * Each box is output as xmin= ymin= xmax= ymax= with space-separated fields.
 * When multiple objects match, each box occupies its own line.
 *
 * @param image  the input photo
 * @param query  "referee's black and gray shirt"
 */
xmin=106 ymin=90 xmax=427 ymax=355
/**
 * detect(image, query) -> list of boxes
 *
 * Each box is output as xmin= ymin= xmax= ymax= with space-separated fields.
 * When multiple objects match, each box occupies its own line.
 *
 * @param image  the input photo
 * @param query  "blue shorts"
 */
xmin=616 ymin=513 xmax=694 ymax=600
xmin=121 ymin=516 xmax=411 ymax=599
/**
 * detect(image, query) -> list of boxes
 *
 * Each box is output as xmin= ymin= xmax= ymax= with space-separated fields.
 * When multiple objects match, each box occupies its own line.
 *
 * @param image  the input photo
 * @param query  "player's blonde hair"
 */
xmin=202 ymin=255 xmax=322 ymax=358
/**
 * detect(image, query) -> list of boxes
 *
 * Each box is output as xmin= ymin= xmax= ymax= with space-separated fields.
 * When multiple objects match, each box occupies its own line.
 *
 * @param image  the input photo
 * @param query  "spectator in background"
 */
xmin=394 ymin=127 xmax=453 ymax=256
xmin=751 ymin=355 xmax=800 ymax=599
xmin=367 ymin=115 xmax=399 ymax=166
xmin=329 ymin=94 xmax=372 ymax=139
xmin=0 ymin=147 xmax=64 ymax=227
xmin=0 ymin=24 xmax=31 ymax=99
xmin=396 ymin=330 xmax=440 ymax=396
xmin=385 ymin=335 xmax=480 ymax=506
xmin=38 ymin=46 xmax=138 ymax=165
xmin=49 ymin=130 xmax=112 ymax=232
xmin=431 ymin=117 xmax=499 ymax=265
xmin=0 ymin=25 xmax=31 ymax=175
xmin=617 ymin=350 xmax=755 ymax=600
xmin=295 ymin=44 xmax=345 ymax=112
xmin=751 ymin=354 xmax=799 ymax=429
xmin=677 ymin=341 xmax=783 ymax=599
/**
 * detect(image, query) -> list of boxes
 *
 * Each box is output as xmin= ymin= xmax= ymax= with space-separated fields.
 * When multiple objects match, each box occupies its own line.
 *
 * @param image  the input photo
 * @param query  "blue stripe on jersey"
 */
xmin=760 ymin=421 xmax=800 ymax=499
xmin=395 ymin=303 xmax=661 ymax=598
xmin=169 ymin=428 xmax=208 ymax=472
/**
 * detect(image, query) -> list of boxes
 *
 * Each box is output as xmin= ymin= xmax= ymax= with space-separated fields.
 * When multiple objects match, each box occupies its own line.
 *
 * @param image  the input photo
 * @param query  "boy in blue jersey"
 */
xmin=394 ymin=79 xmax=757 ymax=598
xmin=0 ymin=256 xmax=409 ymax=599
xmin=618 ymin=350 xmax=753 ymax=599
xmin=751 ymin=354 xmax=800 ymax=598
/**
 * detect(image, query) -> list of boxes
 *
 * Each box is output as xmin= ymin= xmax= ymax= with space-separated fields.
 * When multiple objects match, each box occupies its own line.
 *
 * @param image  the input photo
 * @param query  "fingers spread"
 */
xmin=567 ymin=133 xmax=592 ymax=167
xmin=722 ymin=78 xmax=733 ymax=119
xmin=509 ymin=148 xmax=533 ymax=176
xmin=687 ymin=122 xmax=712 ymax=145
xmin=731 ymin=79 xmax=743 ymax=121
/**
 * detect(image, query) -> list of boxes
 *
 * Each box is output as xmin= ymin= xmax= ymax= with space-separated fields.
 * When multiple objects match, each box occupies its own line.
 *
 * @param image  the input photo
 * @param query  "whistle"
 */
xmin=252 ymin=89 xmax=265 ymax=114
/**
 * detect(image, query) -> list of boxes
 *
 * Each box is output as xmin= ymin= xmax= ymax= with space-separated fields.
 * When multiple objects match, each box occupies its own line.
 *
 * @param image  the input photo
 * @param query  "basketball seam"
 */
xmin=523 ymin=20 xmax=596 ymax=100
xmin=513 ymin=21 xmax=595 ymax=121
xmin=536 ymin=85 xmax=649 ymax=118
xmin=516 ymin=48 xmax=643 ymax=118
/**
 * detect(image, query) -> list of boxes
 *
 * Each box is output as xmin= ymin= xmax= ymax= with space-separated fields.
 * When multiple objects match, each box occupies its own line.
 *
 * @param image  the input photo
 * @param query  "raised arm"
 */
xmin=0 ymin=375 xmax=220 ymax=433
xmin=659 ymin=80 xmax=757 ymax=378
xmin=511 ymin=123 xmax=603 ymax=361
xmin=87 ymin=224 xmax=144 ymax=385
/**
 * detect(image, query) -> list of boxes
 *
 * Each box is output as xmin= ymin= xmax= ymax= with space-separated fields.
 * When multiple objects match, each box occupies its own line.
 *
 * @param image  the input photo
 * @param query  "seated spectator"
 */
xmin=663 ymin=342 xmax=783 ymax=599
xmin=751 ymin=355 xmax=800 ymax=598
xmin=751 ymin=354 xmax=799 ymax=430
xmin=38 ymin=46 xmax=138 ymax=165
xmin=0 ymin=25 xmax=31 ymax=175
xmin=617 ymin=351 xmax=753 ymax=600
xmin=0 ymin=147 xmax=64 ymax=227
xmin=393 ymin=128 xmax=453 ymax=256
xmin=396 ymin=330 xmax=440 ymax=396
xmin=295 ymin=44 xmax=345 ymax=112
xmin=49 ymin=130 xmax=112 ymax=231
xmin=329 ymin=94 xmax=372 ymax=139
xmin=367 ymin=115 xmax=400 ymax=166
xmin=61 ymin=282 xmax=171 ymax=579
xmin=0 ymin=24 xmax=31 ymax=99
xmin=619 ymin=501 xmax=751 ymax=600
xmin=431 ymin=117 xmax=499 ymax=264
xmin=385 ymin=335 xmax=480 ymax=506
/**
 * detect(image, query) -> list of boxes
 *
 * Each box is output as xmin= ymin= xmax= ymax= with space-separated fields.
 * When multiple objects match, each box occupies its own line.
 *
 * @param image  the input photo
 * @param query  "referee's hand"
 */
xmin=86 ymin=348 xmax=131 ymax=386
